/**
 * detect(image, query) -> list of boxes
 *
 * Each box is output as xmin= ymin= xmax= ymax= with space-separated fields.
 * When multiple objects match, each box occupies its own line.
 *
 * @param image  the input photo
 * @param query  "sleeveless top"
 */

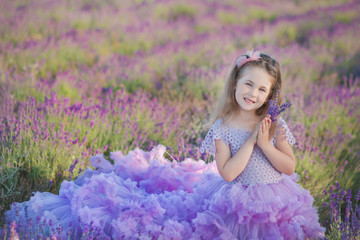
xmin=200 ymin=117 xmax=296 ymax=186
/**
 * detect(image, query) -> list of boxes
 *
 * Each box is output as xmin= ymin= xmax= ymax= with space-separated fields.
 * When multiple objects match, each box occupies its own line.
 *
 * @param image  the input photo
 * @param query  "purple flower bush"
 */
xmin=322 ymin=183 xmax=360 ymax=239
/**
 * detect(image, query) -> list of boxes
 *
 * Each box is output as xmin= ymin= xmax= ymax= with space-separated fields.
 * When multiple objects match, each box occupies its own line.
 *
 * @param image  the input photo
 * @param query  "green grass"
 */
xmin=249 ymin=7 xmax=277 ymax=22
xmin=154 ymin=3 xmax=198 ymax=21
xmin=334 ymin=11 xmax=358 ymax=24
xmin=216 ymin=11 xmax=249 ymax=25
xmin=275 ymin=24 xmax=298 ymax=47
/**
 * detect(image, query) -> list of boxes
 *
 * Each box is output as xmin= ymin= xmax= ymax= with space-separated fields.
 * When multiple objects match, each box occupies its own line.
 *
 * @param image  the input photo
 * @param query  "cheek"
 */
xmin=234 ymin=90 xmax=240 ymax=102
xmin=235 ymin=89 xmax=244 ymax=104
xmin=259 ymin=93 xmax=268 ymax=103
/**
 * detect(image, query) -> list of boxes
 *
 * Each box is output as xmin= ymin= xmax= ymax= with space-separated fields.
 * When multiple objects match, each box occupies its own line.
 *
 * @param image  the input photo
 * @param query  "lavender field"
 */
xmin=1 ymin=0 xmax=360 ymax=238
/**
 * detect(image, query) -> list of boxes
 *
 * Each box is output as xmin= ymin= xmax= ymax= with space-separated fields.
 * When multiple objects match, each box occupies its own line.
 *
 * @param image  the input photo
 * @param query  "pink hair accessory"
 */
xmin=235 ymin=50 xmax=262 ymax=68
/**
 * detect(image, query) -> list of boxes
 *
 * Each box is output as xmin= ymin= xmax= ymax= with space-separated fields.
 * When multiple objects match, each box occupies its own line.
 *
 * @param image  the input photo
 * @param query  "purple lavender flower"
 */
xmin=266 ymin=90 xmax=292 ymax=122
xmin=355 ymin=189 xmax=360 ymax=202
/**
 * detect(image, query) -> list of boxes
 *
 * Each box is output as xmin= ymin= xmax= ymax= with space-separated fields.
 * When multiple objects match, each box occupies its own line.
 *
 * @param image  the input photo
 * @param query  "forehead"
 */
xmin=238 ymin=66 xmax=274 ymax=87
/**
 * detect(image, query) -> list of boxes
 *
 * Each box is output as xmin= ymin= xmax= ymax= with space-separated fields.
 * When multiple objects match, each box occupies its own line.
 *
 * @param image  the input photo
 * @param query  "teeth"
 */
xmin=244 ymin=98 xmax=254 ymax=104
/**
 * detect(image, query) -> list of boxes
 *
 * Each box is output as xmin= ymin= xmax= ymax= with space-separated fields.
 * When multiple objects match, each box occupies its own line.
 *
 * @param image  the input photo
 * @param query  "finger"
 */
xmin=264 ymin=119 xmax=268 ymax=130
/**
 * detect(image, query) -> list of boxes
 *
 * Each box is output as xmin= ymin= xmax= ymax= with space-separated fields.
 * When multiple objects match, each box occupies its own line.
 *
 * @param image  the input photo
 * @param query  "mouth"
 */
xmin=244 ymin=97 xmax=255 ymax=104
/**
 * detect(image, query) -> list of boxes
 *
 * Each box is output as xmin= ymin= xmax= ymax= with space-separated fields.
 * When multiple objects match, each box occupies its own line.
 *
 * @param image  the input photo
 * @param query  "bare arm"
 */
xmin=215 ymin=123 xmax=260 ymax=182
xmin=257 ymin=116 xmax=296 ymax=175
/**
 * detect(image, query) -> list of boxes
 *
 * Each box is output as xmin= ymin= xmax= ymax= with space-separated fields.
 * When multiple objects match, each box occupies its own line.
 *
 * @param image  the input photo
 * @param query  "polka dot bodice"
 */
xmin=200 ymin=117 xmax=296 ymax=186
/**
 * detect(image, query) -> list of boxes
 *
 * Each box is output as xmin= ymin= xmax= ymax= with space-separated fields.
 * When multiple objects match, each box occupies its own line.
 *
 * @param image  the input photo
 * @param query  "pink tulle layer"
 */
xmin=5 ymin=145 xmax=325 ymax=239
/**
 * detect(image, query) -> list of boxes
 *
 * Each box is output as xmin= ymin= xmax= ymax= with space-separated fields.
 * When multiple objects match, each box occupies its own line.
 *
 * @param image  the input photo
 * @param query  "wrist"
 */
xmin=259 ymin=142 xmax=273 ymax=151
xmin=245 ymin=138 xmax=256 ymax=147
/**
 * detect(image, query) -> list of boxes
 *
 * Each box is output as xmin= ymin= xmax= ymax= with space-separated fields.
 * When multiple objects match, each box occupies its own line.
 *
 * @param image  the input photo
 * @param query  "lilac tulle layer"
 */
xmin=5 ymin=145 xmax=325 ymax=239
xmin=192 ymin=175 xmax=325 ymax=240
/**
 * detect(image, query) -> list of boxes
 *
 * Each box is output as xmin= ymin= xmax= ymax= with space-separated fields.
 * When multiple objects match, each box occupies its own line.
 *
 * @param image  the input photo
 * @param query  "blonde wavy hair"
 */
xmin=206 ymin=52 xmax=283 ymax=137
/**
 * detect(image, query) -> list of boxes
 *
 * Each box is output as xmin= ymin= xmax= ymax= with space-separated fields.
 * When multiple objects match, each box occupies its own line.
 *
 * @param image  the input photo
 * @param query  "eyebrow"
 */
xmin=246 ymin=80 xmax=268 ymax=90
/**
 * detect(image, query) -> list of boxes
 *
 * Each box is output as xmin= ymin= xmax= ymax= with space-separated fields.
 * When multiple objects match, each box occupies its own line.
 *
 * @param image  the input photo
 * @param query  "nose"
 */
xmin=248 ymin=88 xmax=257 ymax=97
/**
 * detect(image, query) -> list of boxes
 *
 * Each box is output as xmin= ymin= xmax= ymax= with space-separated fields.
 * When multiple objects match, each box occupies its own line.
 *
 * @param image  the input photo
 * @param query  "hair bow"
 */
xmin=235 ymin=50 xmax=261 ymax=68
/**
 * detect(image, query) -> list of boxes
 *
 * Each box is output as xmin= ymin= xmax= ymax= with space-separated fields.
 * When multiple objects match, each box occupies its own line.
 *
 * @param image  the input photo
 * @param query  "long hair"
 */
xmin=206 ymin=52 xmax=282 ymax=137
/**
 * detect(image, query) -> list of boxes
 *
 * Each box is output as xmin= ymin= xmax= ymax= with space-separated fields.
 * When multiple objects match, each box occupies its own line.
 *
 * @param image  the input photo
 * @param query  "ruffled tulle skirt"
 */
xmin=4 ymin=145 xmax=325 ymax=239
xmin=192 ymin=174 xmax=326 ymax=240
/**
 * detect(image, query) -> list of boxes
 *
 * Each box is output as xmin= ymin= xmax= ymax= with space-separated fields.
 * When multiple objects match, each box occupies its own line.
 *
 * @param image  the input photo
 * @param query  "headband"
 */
xmin=235 ymin=50 xmax=278 ymax=78
xmin=235 ymin=50 xmax=261 ymax=67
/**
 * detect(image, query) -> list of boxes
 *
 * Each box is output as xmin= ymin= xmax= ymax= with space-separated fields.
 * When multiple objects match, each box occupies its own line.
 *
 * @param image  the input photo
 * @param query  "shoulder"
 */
xmin=277 ymin=117 xmax=288 ymax=127
xmin=214 ymin=118 xmax=223 ymax=125
xmin=211 ymin=118 xmax=226 ymax=131
xmin=200 ymin=118 xmax=228 ymax=155
xmin=275 ymin=117 xmax=286 ymax=134
xmin=212 ymin=118 xmax=227 ymax=136
xmin=276 ymin=117 xmax=291 ymax=132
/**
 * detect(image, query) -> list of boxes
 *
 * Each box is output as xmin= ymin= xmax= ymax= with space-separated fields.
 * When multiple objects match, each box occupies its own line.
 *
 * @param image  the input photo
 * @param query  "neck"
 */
xmin=232 ymin=109 xmax=259 ymax=122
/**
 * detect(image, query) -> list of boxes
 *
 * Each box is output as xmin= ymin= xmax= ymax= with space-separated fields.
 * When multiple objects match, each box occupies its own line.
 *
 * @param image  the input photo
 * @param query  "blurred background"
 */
xmin=1 ymin=0 xmax=359 ymax=238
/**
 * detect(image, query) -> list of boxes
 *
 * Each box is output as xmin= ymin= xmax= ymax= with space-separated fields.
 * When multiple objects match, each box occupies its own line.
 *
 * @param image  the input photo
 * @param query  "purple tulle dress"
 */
xmin=4 ymin=118 xmax=325 ymax=239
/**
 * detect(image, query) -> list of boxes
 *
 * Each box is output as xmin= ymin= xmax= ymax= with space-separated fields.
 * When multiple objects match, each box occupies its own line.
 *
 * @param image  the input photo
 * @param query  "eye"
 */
xmin=245 ymin=83 xmax=252 ymax=87
xmin=260 ymin=88 xmax=266 ymax=92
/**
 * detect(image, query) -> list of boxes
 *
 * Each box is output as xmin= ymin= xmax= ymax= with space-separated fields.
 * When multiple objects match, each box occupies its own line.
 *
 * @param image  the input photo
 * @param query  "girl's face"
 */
xmin=235 ymin=66 xmax=273 ymax=114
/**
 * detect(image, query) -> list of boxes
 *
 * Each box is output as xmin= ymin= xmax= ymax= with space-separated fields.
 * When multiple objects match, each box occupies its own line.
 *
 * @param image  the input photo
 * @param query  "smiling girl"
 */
xmin=195 ymin=50 xmax=325 ymax=239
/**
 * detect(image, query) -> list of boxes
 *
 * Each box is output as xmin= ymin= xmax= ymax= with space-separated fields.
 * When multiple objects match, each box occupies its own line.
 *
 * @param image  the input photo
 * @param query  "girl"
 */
xmin=3 ymin=50 xmax=325 ymax=240
xmin=193 ymin=50 xmax=326 ymax=239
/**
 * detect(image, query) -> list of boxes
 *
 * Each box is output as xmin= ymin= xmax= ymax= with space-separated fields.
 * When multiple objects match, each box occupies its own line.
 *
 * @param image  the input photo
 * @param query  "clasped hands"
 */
xmin=248 ymin=114 xmax=272 ymax=149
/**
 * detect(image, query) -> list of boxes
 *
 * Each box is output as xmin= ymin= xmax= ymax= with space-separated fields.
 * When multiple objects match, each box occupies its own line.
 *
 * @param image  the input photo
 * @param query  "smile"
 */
xmin=244 ymin=98 xmax=255 ymax=104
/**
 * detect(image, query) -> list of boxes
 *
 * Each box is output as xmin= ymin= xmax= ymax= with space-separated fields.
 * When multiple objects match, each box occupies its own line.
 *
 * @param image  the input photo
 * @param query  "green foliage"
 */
xmin=121 ymin=78 xmax=153 ymax=95
xmin=114 ymin=40 xmax=152 ymax=56
xmin=334 ymin=11 xmax=358 ymax=24
xmin=155 ymin=3 xmax=197 ymax=21
xmin=72 ymin=20 xmax=97 ymax=31
xmin=1 ymin=45 xmax=95 ymax=80
xmin=276 ymin=24 xmax=298 ymax=47
xmin=305 ymin=112 xmax=359 ymax=187
xmin=94 ymin=37 xmax=153 ymax=57
xmin=194 ymin=24 xmax=213 ymax=34
xmin=39 ymin=45 xmax=96 ymax=78
xmin=295 ymin=150 xmax=332 ymax=199
xmin=56 ymin=81 xmax=81 ymax=101
xmin=249 ymin=8 xmax=277 ymax=22
xmin=10 ymin=85 xmax=46 ymax=103
xmin=326 ymin=221 xmax=342 ymax=240
xmin=216 ymin=11 xmax=249 ymax=25
xmin=0 ymin=167 xmax=19 ymax=214
xmin=251 ymin=34 xmax=271 ymax=46
xmin=216 ymin=7 xmax=276 ymax=26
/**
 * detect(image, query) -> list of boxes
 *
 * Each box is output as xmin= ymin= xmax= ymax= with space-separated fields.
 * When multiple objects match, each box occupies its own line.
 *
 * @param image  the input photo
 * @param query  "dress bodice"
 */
xmin=200 ymin=117 xmax=296 ymax=186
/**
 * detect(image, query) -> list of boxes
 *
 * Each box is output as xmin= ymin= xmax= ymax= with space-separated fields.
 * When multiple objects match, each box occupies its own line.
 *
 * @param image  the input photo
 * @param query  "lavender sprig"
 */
xmin=266 ymin=90 xmax=292 ymax=122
